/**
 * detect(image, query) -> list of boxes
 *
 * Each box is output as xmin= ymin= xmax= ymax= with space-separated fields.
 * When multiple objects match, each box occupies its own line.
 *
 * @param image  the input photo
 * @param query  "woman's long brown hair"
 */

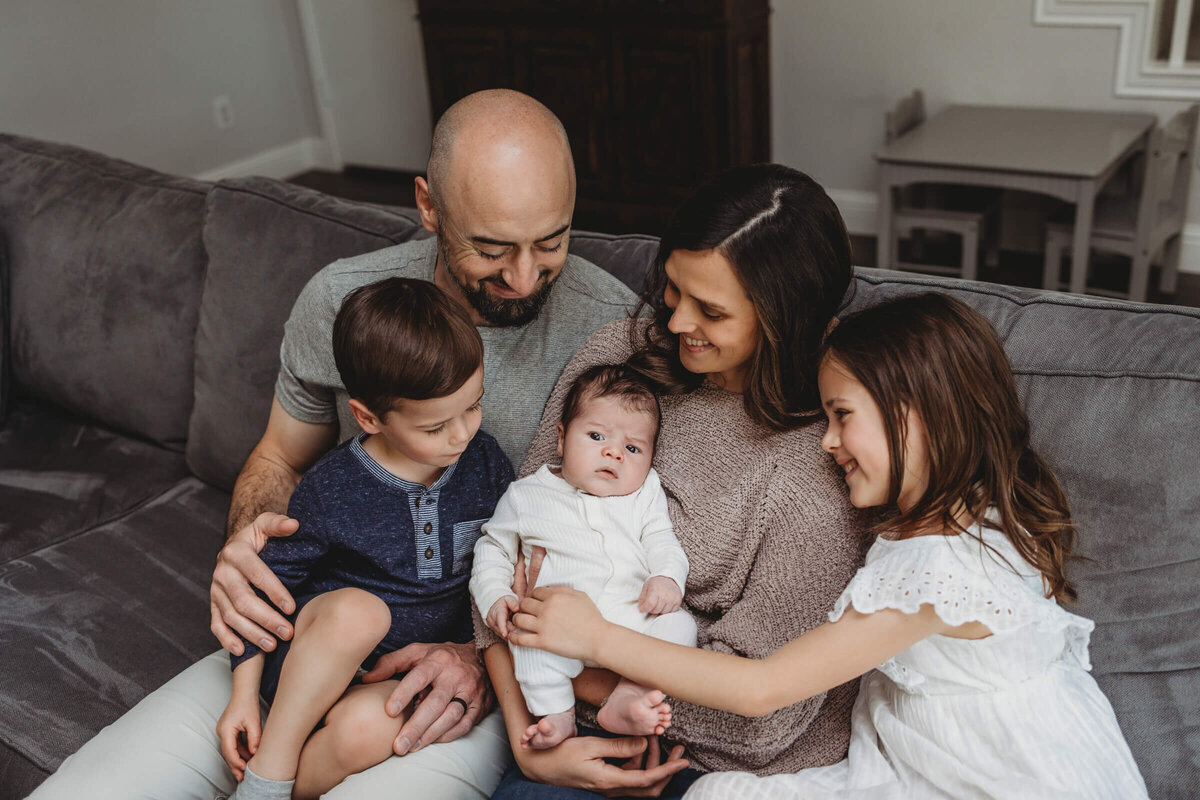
xmin=821 ymin=292 xmax=1078 ymax=602
xmin=627 ymin=163 xmax=853 ymax=431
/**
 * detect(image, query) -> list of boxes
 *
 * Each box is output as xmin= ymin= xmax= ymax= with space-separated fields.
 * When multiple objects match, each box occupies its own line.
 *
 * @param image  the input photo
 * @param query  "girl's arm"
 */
xmin=511 ymin=587 xmax=949 ymax=717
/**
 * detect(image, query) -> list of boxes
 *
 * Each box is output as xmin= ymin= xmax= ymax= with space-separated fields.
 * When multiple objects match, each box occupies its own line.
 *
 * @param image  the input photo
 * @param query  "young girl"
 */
xmin=509 ymin=292 xmax=1148 ymax=799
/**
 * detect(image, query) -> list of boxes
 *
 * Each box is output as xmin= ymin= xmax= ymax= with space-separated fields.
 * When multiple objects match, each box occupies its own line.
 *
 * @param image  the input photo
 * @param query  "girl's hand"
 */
xmin=511 ymin=586 xmax=607 ymax=662
xmin=216 ymin=694 xmax=262 ymax=781
xmin=486 ymin=595 xmax=521 ymax=639
xmin=637 ymin=576 xmax=683 ymax=615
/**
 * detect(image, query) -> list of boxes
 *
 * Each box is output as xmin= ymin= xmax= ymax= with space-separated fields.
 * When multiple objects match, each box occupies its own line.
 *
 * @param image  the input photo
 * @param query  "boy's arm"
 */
xmin=636 ymin=471 xmax=689 ymax=592
xmin=230 ymin=652 xmax=266 ymax=700
xmin=218 ymin=653 xmax=266 ymax=779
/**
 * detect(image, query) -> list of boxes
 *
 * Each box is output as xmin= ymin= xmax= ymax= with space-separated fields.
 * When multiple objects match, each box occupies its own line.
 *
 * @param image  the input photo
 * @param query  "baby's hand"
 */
xmin=638 ymin=576 xmax=683 ymax=615
xmin=217 ymin=694 xmax=261 ymax=781
xmin=487 ymin=595 xmax=520 ymax=639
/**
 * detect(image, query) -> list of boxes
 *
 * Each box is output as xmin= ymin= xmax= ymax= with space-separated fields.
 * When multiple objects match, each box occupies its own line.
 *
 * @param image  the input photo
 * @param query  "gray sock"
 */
xmin=230 ymin=766 xmax=295 ymax=800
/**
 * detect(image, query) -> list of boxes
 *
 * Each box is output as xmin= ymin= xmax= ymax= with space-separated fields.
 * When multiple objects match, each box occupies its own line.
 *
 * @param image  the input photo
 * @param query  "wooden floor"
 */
xmin=289 ymin=168 xmax=1200 ymax=309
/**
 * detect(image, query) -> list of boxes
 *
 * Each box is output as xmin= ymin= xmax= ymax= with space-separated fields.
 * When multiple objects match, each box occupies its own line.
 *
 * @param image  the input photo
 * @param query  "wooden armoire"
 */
xmin=417 ymin=0 xmax=771 ymax=234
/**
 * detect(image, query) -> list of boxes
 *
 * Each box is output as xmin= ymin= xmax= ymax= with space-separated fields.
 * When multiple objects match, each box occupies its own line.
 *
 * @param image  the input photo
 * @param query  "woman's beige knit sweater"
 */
xmin=478 ymin=319 xmax=866 ymax=775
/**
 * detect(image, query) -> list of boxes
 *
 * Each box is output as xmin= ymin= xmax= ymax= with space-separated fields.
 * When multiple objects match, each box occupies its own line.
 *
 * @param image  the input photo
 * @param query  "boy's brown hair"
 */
xmin=561 ymin=364 xmax=661 ymax=443
xmin=333 ymin=278 xmax=483 ymax=419
xmin=821 ymin=292 xmax=1078 ymax=603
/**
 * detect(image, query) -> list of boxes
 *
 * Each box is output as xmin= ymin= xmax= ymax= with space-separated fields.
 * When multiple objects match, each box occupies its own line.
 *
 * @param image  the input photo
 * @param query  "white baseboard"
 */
xmin=194 ymin=136 xmax=336 ymax=182
xmin=827 ymin=187 xmax=1200 ymax=275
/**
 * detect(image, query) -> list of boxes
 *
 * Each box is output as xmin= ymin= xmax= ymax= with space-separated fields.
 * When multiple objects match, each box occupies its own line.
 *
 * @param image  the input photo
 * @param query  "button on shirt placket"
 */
xmin=414 ymin=492 xmax=442 ymax=579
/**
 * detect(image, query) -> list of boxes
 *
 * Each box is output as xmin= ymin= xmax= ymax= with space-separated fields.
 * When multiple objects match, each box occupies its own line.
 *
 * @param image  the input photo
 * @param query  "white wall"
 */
xmin=0 ymin=0 xmax=323 ymax=179
xmin=5 ymin=1 xmax=1195 ymax=271
xmin=300 ymin=0 xmax=432 ymax=171
xmin=770 ymin=0 xmax=1200 ymax=272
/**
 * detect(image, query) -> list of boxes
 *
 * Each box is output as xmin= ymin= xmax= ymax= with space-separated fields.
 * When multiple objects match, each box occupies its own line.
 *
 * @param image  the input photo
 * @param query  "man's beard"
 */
xmin=438 ymin=234 xmax=557 ymax=327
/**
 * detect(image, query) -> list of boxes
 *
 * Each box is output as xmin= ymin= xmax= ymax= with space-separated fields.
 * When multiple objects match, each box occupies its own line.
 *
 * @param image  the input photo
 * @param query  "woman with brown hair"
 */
xmin=483 ymin=163 xmax=866 ymax=799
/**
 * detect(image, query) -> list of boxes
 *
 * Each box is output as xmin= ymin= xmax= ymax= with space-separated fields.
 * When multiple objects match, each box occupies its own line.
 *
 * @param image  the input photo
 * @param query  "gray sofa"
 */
xmin=0 ymin=132 xmax=1196 ymax=799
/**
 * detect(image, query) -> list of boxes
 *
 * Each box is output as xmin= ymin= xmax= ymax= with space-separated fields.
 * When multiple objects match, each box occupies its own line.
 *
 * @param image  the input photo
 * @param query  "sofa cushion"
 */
xmin=0 ymin=134 xmax=209 ymax=448
xmin=0 ymin=227 xmax=9 ymax=427
xmin=567 ymin=230 xmax=659 ymax=294
xmin=187 ymin=178 xmax=425 ymax=491
xmin=848 ymin=269 xmax=1200 ymax=798
xmin=0 ymin=476 xmax=228 ymax=795
xmin=0 ymin=400 xmax=191 ymax=561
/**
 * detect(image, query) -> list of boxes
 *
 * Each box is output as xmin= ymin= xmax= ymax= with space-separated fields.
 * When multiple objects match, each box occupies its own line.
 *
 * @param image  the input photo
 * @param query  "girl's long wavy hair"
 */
xmin=627 ymin=163 xmax=853 ymax=430
xmin=821 ymin=292 xmax=1078 ymax=602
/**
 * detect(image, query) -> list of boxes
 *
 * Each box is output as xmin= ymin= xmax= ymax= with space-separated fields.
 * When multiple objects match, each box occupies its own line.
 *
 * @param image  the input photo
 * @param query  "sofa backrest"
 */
xmin=847 ymin=270 xmax=1200 ymax=797
xmin=0 ymin=134 xmax=209 ymax=448
xmin=186 ymin=178 xmax=427 ymax=489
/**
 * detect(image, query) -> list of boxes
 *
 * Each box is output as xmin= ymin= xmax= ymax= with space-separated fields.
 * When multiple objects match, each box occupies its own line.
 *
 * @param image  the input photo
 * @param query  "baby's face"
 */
xmin=557 ymin=396 xmax=657 ymax=497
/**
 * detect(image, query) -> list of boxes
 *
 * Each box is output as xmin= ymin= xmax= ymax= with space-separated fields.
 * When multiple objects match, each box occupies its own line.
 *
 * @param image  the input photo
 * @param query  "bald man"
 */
xmin=31 ymin=91 xmax=643 ymax=800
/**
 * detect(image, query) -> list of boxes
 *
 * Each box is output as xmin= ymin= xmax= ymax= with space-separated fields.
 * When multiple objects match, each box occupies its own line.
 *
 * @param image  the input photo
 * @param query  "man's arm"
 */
xmin=225 ymin=397 xmax=338 ymax=538
xmin=210 ymin=396 xmax=337 ymax=654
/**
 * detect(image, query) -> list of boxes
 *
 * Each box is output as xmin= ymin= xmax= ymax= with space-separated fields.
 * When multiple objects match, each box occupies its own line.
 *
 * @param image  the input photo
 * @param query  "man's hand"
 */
xmin=210 ymin=512 xmax=300 ymax=654
xmin=514 ymin=733 xmax=688 ymax=797
xmin=486 ymin=595 xmax=521 ymax=639
xmin=637 ymin=576 xmax=683 ymax=615
xmin=361 ymin=641 xmax=492 ymax=755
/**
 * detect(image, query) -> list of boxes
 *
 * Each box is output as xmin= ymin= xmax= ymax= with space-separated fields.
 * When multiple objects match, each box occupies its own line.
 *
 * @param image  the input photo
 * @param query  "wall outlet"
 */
xmin=213 ymin=95 xmax=235 ymax=130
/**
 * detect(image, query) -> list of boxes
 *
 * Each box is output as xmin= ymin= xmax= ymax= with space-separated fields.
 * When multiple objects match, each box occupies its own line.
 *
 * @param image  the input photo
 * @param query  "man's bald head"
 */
xmin=415 ymin=90 xmax=577 ymax=327
xmin=425 ymin=89 xmax=575 ymax=214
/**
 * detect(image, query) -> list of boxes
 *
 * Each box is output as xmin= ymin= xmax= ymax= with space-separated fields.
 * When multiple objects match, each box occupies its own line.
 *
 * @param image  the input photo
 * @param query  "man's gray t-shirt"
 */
xmin=275 ymin=237 xmax=637 ymax=466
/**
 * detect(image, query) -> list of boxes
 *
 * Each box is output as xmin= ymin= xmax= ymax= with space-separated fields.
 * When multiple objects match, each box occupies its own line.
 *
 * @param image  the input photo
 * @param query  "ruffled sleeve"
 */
xmin=828 ymin=535 xmax=1093 ymax=671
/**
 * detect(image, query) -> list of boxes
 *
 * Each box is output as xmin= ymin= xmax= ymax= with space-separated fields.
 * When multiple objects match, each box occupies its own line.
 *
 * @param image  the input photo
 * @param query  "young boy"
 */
xmin=471 ymin=364 xmax=696 ymax=749
xmin=217 ymin=278 xmax=514 ymax=800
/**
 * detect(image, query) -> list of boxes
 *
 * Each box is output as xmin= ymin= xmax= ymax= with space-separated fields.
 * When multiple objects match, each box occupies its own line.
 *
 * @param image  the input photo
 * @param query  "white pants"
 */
xmin=513 ymin=608 xmax=697 ymax=715
xmin=28 ymin=650 xmax=512 ymax=800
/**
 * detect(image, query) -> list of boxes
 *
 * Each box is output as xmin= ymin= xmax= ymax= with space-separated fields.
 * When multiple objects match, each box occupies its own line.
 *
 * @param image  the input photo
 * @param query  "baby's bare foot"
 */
xmin=521 ymin=710 xmax=577 ymax=750
xmin=597 ymin=680 xmax=672 ymax=735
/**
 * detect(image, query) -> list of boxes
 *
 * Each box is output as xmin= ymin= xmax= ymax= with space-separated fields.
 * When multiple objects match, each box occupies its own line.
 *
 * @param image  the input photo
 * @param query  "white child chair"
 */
xmin=1042 ymin=103 xmax=1198 ymax=302
xmin=886 ymin=90 xmax=998 ymax=281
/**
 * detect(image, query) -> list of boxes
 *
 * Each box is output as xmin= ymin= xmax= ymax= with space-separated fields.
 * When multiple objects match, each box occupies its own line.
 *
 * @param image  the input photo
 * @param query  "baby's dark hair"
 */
xmin=561 ymin=364 xmax=661 ymax=443
xmin=821 ymin=292 xmax=1078 ymax=603
xmin=332 ymin=277 xmax=483 ymax=419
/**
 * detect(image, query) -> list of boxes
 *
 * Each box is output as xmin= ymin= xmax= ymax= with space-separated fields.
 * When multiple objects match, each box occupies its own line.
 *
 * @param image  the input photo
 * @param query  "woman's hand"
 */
xmin=512 ymin=544 xmax=547 ymax=598
xmin=510 ymin=586 xmax=608 ymax=662
xmin=514 ymin=733 xmax=688 ymax=797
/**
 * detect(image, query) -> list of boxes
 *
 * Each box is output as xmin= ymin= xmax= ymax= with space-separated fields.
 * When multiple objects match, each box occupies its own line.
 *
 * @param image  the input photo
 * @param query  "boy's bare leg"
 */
xmin=597 ymin=678 xmax=671 ymax=736
xmin=293 ymin=681 xmax=409 ymax=799
xmin=246 ymin=588 xmax=392 ymax=782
